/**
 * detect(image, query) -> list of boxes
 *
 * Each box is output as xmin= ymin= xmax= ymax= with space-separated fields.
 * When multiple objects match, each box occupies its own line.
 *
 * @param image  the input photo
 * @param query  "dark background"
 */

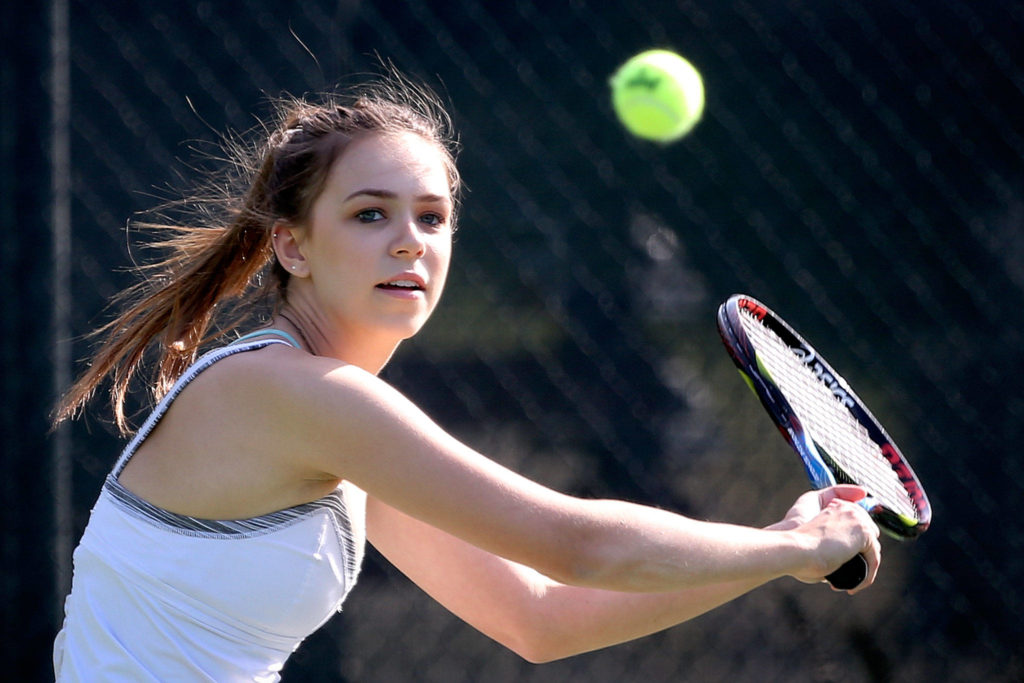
xmin=4 ymin=1 xmax=1022 ymax=680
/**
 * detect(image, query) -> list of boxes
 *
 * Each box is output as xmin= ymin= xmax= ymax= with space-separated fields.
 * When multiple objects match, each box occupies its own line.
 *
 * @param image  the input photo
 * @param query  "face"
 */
xmin=292 ymin=131 xmax=454 ymax=344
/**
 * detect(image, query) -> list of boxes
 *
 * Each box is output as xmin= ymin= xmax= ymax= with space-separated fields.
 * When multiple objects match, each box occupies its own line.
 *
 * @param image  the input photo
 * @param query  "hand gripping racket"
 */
xmin=717 ymin=294 xmax=931 ymax=589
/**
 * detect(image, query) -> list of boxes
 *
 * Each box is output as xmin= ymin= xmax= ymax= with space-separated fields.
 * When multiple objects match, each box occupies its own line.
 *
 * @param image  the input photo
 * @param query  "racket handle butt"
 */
xmin=825 ymin=554 xmax=867 ymax=590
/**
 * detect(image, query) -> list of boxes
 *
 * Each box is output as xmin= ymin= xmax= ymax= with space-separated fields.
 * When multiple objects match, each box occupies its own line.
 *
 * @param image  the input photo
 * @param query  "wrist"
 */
xmin=772 ymin=529 xmax=819 ymax=580
xmin=764 ymin=518 xmax=799 ymax=531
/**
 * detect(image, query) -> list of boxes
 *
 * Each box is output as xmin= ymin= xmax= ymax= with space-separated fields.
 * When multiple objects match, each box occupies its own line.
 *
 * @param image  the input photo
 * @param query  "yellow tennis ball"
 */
xmin=610 ymin=49 xmax=705 ymax=143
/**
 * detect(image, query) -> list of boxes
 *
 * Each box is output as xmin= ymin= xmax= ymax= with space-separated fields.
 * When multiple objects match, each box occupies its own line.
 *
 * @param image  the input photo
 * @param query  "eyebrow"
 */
xmin=344 ymin=188 xmax=450 ymax=204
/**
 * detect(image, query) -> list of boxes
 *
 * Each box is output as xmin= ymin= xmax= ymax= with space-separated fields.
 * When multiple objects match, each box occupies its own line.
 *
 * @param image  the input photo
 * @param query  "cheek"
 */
xmin=433 ymin=239 xmax=453 ymax=276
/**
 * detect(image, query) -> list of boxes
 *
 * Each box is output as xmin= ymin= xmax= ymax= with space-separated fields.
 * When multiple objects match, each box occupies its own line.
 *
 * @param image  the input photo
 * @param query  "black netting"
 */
xmin=4 ymin=0 xmax=1022 ymax=680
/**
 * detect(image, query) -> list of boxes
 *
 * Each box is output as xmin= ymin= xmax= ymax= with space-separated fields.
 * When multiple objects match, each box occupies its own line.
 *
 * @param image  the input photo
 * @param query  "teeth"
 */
xmin=386 ymin=280 xmax=420 ymax=288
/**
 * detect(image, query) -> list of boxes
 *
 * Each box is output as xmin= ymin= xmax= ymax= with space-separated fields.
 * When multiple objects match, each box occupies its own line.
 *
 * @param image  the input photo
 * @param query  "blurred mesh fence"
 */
xmin=3 ymin=0 xmax=1023 ymax=680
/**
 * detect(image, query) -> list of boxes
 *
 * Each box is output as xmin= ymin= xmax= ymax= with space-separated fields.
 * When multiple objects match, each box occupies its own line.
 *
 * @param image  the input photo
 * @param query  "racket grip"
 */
xmin=825 ymin=554 xmax=867 ymax=590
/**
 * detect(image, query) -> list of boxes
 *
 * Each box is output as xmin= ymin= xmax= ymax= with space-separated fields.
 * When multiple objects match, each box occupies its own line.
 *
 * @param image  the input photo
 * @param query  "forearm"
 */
xmin=519 ymin=507 xmax=797 ymax=660
xmin=563 ymin=498 xmax=807 ymax=592
xmin=513 ymin=573 xmax=768 ymax=662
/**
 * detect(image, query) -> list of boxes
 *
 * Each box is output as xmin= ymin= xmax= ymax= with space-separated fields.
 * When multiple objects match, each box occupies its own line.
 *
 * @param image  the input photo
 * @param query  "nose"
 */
xmin=391 ymin=215 xmax=427 ymax=258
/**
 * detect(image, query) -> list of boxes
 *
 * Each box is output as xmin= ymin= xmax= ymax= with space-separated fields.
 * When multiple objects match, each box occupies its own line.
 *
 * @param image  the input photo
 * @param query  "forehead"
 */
xmin=325 ymin=131 xmax=452 ymax=200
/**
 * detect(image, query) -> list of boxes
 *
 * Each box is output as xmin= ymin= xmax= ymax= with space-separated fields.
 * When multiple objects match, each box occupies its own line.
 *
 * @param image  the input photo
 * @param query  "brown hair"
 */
xmin=54 ymin=74 xmax=461 ymax=433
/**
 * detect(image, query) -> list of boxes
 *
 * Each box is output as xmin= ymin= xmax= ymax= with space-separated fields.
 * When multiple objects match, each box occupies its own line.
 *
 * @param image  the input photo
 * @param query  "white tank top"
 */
xmin=54 ymin=336 xmax=367 ymax=682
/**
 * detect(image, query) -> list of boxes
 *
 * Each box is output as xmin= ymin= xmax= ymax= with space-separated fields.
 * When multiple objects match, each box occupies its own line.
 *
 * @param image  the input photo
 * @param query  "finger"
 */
xmin=841 ymin=507 xmax=882 ymax=594
xmin=847 ymin=536 xmax=882 ymax=595
xmin=792 ymin=489 xmax=823 ymax=510
xmin=819 ymin=484 xmax=868 ymax=506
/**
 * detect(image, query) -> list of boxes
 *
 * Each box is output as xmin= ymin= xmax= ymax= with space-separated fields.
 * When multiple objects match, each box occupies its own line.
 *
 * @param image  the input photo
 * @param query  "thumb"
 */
xmin=820 ymin=484 xmax=868 ymax=506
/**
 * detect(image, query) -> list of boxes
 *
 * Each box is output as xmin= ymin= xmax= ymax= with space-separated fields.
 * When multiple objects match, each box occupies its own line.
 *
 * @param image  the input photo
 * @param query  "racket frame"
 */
xmin=717 ymin=294 xmax=931 ymax=540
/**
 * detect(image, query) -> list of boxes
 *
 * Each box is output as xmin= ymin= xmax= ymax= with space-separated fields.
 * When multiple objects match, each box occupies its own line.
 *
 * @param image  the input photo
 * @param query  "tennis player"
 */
xmin=52 ymin=73 xmax=880 ymax=680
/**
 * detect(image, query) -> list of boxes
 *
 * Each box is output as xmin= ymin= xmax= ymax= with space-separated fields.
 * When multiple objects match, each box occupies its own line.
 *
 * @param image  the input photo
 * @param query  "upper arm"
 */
xmin=261 ymin=355 xmax=587 ymax=581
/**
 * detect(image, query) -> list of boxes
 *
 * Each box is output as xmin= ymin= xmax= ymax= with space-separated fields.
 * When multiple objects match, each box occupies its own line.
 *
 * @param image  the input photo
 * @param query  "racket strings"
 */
xmin=739 ymin=311 xmax=919 ymax=521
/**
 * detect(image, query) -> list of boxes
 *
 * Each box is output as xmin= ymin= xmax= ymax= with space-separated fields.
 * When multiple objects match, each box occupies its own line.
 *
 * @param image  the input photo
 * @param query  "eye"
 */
xmin=356 ymin=208 xmax=385 ymax=223
xmin=419 ymin=212 xmax=445 ymax=227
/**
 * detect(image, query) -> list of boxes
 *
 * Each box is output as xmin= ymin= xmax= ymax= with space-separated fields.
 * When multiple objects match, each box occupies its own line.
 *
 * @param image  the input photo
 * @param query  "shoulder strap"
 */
xmin=232 ymin=328 xmax=301 ymax=349
xmin=110 ymin=338 xmax=289 ymax=477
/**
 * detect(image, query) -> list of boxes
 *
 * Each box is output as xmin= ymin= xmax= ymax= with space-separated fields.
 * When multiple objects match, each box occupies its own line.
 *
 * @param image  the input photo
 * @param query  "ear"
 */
xmin=271 ymin=220 xmax=310 ymax=277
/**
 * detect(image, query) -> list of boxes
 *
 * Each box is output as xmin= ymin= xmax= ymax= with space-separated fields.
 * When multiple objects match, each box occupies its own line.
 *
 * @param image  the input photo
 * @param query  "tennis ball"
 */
xmin=610 ymin=49 xmax=705 ymax=143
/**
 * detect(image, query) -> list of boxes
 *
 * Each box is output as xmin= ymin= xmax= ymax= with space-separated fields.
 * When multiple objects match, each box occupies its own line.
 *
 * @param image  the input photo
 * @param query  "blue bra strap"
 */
xmin=233 ymin=328 xmax=302 ymax=349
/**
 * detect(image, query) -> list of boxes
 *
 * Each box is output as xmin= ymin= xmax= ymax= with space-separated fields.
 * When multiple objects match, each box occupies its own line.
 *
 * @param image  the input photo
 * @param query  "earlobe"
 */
xmin=272 ymin=220 xmax=309 ymax=277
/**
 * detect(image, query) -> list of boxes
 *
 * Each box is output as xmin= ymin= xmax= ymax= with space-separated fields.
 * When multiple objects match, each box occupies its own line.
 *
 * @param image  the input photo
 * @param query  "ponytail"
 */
xmin=53 ymin=202 xmax=275 ymax=432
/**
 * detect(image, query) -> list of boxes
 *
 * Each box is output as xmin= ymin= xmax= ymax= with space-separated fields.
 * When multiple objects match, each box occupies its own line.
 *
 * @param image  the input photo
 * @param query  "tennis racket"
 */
xmin=717 ymin=294 xmax=931 ymax=589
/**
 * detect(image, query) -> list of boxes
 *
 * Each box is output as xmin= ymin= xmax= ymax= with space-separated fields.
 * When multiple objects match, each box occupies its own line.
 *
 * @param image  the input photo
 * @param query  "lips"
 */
xmin=376 ymin=274 xmax=426 ymax=292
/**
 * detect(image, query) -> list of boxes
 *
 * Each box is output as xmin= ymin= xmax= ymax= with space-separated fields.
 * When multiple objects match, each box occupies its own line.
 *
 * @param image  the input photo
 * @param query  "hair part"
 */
xmin=54 ymin=72 xmax=461 ymax=433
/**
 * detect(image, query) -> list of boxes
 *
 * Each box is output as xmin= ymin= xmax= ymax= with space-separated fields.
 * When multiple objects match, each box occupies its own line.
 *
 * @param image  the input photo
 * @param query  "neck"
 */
xmin=274 ymin=305 xmax=402 ymax=375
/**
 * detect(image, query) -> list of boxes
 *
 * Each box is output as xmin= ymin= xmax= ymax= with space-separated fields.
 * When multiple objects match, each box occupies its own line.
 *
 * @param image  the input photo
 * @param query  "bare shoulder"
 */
xmin=119 ymin=344 xmax=372 ymax=517
xmin=200 ymin=345 xmax=400 ymax=431
xmin=202 ymin=344 xmax=373 ymax=400
xmin=179 ymin=344 xmax=422 ymax=473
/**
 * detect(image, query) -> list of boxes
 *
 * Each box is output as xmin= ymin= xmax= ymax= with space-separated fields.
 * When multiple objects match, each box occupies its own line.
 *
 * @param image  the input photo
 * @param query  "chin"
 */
xmin=384 ymin=315 xmax=432 ymax=341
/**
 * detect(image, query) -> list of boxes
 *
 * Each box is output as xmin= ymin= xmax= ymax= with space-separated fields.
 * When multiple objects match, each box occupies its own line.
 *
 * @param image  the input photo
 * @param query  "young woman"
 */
xmin=52 ymin=75 xmax=880 ymax=681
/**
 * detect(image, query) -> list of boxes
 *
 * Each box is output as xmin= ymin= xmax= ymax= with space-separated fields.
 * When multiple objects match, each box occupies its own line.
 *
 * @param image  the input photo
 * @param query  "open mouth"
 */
xmin=376 ymin=280 xmax=424 ymax=292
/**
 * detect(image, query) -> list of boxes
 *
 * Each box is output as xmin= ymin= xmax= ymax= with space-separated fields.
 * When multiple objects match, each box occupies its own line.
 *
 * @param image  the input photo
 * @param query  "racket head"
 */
xmin=717 ymin=294 xmax=931 ymax=539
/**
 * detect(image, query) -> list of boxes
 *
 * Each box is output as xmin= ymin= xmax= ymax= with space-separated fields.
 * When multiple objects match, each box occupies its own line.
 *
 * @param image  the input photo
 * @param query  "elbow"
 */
xmin=514 ymin=646 xmax=566 ymax=666
xmin=491 ymin=576 xmax=587 ymax=664
xmin=503 ymin=636 xmax=551 ymax=664
xmin=511 ymin=494 xmax=634 ymax=592
xmin=503 ymin=622 xmax=578 ymax=664
xmin=539 ymin=529 xmax=625 ymax=592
